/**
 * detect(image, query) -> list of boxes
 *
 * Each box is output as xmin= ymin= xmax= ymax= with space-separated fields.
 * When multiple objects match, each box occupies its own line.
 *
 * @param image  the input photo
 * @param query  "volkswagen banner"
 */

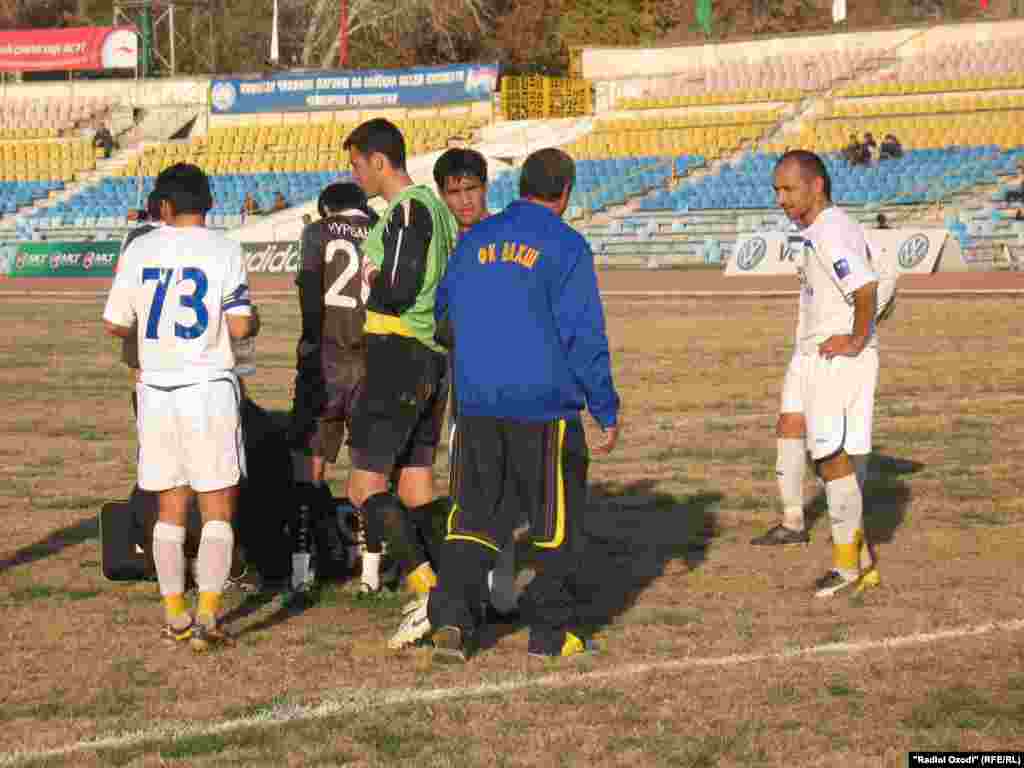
xmin=725 ymin=229 xmax=965 ymax=276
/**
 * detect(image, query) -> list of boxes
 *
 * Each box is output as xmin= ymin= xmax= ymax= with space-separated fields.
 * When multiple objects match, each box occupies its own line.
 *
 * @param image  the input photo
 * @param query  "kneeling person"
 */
xmin=289 ymin=182 xmax=377 ymax=591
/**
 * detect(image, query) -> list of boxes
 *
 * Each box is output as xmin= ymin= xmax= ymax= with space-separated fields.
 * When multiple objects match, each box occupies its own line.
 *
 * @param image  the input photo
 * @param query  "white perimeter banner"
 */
xmin=725 ymin=228 xmax=967 ymax=276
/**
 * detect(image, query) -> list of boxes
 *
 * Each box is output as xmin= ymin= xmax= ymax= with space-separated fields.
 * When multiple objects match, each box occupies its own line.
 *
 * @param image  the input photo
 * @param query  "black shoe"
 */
xmin=750 ymin=524 xmax=810 ymax=546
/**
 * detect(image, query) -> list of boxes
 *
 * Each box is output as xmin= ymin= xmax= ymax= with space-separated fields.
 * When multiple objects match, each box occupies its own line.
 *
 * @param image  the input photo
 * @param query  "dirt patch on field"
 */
xmin=0 ymin=294 xmax=1019 ymax=765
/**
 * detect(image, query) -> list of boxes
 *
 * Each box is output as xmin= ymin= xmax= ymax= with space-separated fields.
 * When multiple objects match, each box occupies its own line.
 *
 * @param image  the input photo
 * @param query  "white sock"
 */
xmin=362 ymin=551 xmax=381 ymax=590
xmin=153 ymin=522 xmax=187 ymax=598
xmin=825 ymin=473 xmax=863 ymax=579
xmin=776 ymin=438 xmax=806 ymax=530
xmin=197 ymin=520 xmax=234 ymax=595
xmin=291 ymin=553 xmax=312 ymax=589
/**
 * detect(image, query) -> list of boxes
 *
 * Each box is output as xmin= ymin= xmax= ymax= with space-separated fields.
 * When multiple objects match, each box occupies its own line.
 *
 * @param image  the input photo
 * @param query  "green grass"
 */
xmin=766 ymin=682 xmax=801 ymax=706
xmin=4 ymin=584 xmax=57 ymax=605
xmin=904 ymin=685 xmax=1024 ymax=736
xmin=735 ymin=607 xmax=754 ymax=641
xmin=32 ymin=494 xmax=109 ymax=511
xmin=626 ymin=606 xmax=703 ymax=627
xmin=825 ymin=678 xmax=862 ymax=698
xmin=160 ymin=733 xmax=229 ymax=760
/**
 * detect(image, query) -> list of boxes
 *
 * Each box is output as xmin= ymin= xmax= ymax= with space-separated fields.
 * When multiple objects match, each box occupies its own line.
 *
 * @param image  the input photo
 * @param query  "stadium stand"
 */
xmin=0 ymin=95 xmax=113 ymax=139
xmin=835 ymin=38 xmax=1024 ymax=98
xmin=3 ymin=18 xmax=1024 ymax=272
xmin=615 ymin=50 xmax=880 ymax=110
xmin=19 ymin=114 xmax=484 ymax=231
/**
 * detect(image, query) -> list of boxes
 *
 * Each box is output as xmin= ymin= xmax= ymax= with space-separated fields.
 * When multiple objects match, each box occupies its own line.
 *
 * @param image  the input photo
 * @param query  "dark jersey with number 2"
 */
xmin=297 ymin=209 xmax=374 ymax=357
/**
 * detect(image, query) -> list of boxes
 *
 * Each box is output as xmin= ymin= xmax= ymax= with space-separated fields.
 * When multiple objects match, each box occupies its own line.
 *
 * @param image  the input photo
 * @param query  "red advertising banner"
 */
xmin=0 ymin=27 xmax=138 ymax=72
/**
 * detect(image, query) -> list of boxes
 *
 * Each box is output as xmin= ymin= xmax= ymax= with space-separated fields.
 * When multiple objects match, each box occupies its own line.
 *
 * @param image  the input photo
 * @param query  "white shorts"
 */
xmin=136 ymin=376 xmax=246 ymax=493
xmin=780 ymin=348 xmax=878 ymax=460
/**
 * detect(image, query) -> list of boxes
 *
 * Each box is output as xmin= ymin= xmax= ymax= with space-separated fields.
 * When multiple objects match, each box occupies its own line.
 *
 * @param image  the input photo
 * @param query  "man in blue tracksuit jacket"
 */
xmin=423 ymin=147 xmax=621 ymax=662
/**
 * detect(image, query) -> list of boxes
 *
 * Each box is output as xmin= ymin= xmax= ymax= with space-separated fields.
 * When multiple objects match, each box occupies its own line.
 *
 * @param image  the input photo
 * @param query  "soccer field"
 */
xmin=0 ymin=290 xmax=1021 ymax=767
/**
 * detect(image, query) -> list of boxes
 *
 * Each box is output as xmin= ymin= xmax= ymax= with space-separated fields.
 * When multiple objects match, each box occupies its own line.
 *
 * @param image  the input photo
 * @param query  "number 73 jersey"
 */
xmin=103 ymin=226 xmax=252 ymax=386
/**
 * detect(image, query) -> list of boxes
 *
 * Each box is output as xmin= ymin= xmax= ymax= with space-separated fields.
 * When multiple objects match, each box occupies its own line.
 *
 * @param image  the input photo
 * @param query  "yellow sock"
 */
xmin=197 ymin=591 xmax=221 ymax=624
xmin=405 ymin=562 xmax=438 ymax=594
xmin=561 ymin=632 xmax=586 ymax=657
xmin=164 ymin=593 xmax=190 ymax=628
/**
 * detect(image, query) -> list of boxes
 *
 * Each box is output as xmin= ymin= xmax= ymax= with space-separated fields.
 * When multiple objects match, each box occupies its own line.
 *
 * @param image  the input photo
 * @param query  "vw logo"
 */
xmin=736 ymin=237 xmax=767 ymax=271
xmin=898 ymin=234 xmax=930 ymax=270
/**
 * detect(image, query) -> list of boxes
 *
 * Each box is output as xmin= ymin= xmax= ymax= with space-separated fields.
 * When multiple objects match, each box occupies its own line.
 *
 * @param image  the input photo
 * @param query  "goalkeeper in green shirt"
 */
xmin=343 ymin=118 xmax=457 ymax=603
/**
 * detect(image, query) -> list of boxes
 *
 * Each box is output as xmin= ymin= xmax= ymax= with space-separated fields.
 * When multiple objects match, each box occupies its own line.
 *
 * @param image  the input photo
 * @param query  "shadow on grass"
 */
xmin=480 ymin=480 xmax=723 ymax=649
xmin=0 ymin=515 xmax=98 ymax=575
xmin=574 ymin=480 xmax=722 ymax=630
xmin=803 ymin=450 xmax=921 ymax=545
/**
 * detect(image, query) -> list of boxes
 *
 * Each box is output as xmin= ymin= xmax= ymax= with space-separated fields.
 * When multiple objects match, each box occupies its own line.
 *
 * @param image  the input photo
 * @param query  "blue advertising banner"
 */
xmin=210 ymin=63 xmax=499 ymax=115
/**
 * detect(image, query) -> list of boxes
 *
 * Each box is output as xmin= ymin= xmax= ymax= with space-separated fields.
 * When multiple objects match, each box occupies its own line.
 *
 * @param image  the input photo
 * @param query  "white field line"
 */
xmin=1 ymin=617 xmax=1022 ymax=766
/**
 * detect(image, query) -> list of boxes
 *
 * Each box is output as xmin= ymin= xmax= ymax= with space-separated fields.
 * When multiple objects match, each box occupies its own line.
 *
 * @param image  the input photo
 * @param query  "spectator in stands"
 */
xmin=863 ymin=132 xmax=879 ymax=165
xmin=1006 ymin=160 xmax=1024 ymax=205
xmin=241 ymin=192 xmax=261 ymax=217
xmin=879 ymin=134 xmax=903 ymax=161
xmin=876 ymin=213 xmax=891 ymax=229
xmin=273 ymin=192 xmax=289 ymax=212
xmin=94 ymin=121 xmax=115 ymax=160
xmin=844 ymin=134 xmax=864 ymax=166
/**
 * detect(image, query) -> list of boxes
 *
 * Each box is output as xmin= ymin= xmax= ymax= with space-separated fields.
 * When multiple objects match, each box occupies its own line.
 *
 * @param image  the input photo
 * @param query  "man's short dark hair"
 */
xmin=519 ymin=148 xmax=575 ymax=202
xmin=155 ymin=163 xmax=213 ymax=215
xmin=776 ymin=149 xmax=832 ymax=202
xmin=343 ymin=118 xmax=406 ymax=171
xmin=318 ymin=181 xmax=369 ymax=218
xmin=145 ymin=189 xmax=164 ymax=222
xmin=433 ymin=148 xmax=488 ymax=189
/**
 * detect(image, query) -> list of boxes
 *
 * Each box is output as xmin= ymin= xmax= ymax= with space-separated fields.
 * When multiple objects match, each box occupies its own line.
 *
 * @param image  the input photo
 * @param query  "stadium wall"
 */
xmin=582 ymin=19 xmax=1024 ymax=113
xmin=0 ymin=75 xmax=208 ymax=110
xmin=206 ymin=99 xmax=492 ymax=130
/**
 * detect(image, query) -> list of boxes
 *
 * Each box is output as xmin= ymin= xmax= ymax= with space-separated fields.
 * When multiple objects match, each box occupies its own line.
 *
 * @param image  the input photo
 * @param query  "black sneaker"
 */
xmin=432 ymin=626 xmax=471 ymax=664
xmin=813 ymin=569 xmax=859 ymax=598
xmin=189 ymin=621 xmax=233 ymax=653
xmin=750 ymin=524 xmax=810 ymax=546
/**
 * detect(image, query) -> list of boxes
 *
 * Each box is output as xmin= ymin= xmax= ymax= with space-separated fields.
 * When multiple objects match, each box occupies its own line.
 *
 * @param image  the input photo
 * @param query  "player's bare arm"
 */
xmin=819 ymin=281 xmax=878 ymax=359
xmin=104 ymin=319 xmax=133 ymax=338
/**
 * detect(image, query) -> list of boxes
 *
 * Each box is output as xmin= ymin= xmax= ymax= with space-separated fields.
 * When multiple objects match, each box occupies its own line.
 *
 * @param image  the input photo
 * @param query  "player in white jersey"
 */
xmin=103 ymin=163 xmax=258 ymax=650
xmin=751 ymin=150 xmax=883 ymax=598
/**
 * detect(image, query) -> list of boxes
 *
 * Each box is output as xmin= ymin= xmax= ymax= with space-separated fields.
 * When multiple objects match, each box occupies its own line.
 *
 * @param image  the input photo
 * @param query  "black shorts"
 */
xmin=289 ymin=350 xmax=365 ymax=462
xmin=348 ymin=334 xmax=448 ymax=474
xmin=446 ymin=415 xmax=589 ymax=553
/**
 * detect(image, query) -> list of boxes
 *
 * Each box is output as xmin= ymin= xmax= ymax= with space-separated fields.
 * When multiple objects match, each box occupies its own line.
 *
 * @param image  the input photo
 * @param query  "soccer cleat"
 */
xmin=189 ymin=621 xmax=232 ymax=653
xmin=855 ymin=567 xmax=881 ymax=593
xmin=528 ymin=634 xmax=593 ymax=659
xmin=432 ymin=626 xmax=470 ymax=664
xmin=388 ymin=594 xmax=431 ymax=650
xmin=813 ymin=569 xmax=864 ymax=598
xmin=529 ymin=631 xmax=595 ymax=659
xmin=751 ymin=524 xmax=810 ymax=546
xmin=401 ymin=594 xmax=426 ymax=616
xmin=160 ymin=619 xmax=194 ymax=644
